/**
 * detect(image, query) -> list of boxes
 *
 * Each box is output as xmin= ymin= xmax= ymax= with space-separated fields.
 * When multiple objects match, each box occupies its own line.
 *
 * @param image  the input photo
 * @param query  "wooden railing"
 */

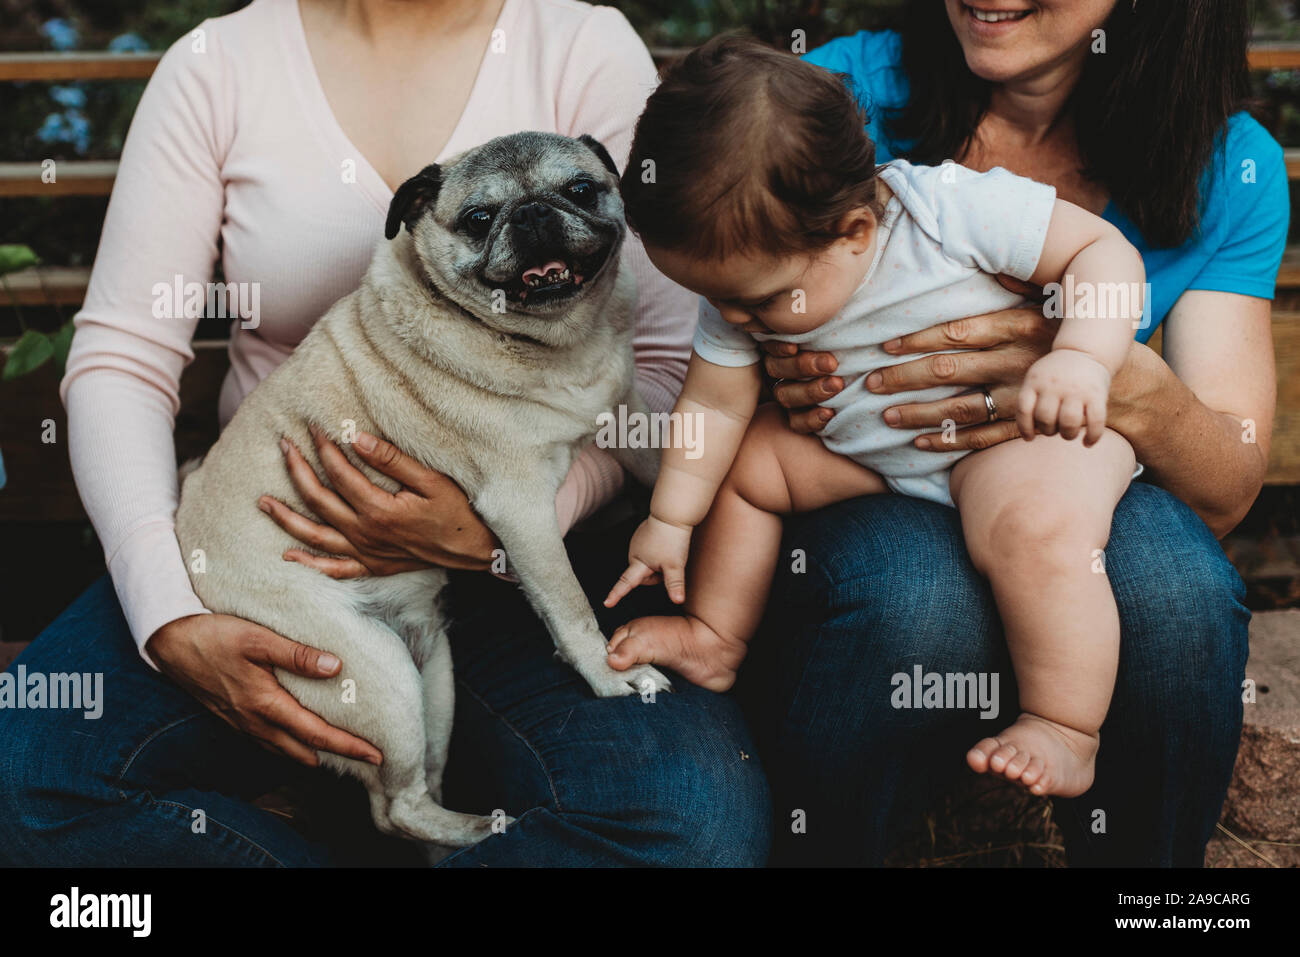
xmin=2 ymin=41 xmax=1300 ymax=522
xmin=0 ymin=50 xmax=159 ymax=80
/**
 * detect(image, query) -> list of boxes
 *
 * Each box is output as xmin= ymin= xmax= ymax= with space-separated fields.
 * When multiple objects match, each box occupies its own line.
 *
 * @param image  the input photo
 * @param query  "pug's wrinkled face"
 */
xmin=385 ymin=132 xmax=627 ymax=342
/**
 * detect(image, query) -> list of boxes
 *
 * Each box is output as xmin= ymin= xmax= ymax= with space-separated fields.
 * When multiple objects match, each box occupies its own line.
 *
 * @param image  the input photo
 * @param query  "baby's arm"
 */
xmin=604 ymin=353 xmax=762 ymax=605
xmin=1023 ymin=200 xmax=1146 ymax=444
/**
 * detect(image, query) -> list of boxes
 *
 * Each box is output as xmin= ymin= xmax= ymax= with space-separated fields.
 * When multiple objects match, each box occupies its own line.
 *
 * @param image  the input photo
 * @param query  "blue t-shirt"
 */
xmin=805 ymin=30 xmax=1289 ymax=342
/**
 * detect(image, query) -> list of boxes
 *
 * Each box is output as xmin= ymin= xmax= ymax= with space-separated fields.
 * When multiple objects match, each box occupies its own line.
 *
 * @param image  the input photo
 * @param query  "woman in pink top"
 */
xmin=0 ymin=0 xmax=771 ymax=866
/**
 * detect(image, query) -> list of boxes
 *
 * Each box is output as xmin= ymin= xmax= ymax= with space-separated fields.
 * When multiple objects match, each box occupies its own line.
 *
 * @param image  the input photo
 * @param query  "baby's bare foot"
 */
xmin=606 ymin=615 xmax=747 ymax=692
xmin=966 ymin=713 xmax=1099 ymax=798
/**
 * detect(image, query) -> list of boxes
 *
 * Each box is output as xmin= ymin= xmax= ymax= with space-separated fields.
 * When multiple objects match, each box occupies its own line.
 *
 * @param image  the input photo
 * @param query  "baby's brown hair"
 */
xmin=620 ymin=33 xmax=881 ymax=262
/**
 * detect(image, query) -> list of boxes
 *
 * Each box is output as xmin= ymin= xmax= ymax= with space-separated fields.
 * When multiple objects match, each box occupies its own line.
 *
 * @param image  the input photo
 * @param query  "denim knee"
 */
xmin=773 ymin=494 xmax=1001 ymax=666
xmin=609 ymin=739 xmax=772 ymax=867
xmin=1105 ymin=482 xmax=1250 ymax=698
xmin=0 ymin=690 xmax=97 ymax=864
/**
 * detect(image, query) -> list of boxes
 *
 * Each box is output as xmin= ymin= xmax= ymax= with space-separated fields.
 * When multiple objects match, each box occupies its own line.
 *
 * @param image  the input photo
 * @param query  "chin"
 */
xmin=960 ymin=47 xmax=1037 ymax=84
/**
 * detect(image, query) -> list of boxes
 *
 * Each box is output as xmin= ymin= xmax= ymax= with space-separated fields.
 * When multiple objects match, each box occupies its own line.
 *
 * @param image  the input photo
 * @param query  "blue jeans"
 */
xmin=742 ymin=481 xmax=1250 ymax=866
xmin=0 ymin=522 xmax=771 ymax=867
xmin=0 ymin=483 xmax=1247 ymax=867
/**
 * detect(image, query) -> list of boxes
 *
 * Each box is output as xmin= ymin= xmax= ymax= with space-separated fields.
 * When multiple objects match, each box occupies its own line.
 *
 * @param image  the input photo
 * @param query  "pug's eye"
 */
xmin=461 ymin=208 xmax=493 ymax=236
xmin=566 ymin=179 xmax=598 ymax=204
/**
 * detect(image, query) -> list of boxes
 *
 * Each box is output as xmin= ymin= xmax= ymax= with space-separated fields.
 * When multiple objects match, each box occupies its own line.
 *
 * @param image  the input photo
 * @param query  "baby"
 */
xmin=602 ymin=36 xmax=1145 ymax=799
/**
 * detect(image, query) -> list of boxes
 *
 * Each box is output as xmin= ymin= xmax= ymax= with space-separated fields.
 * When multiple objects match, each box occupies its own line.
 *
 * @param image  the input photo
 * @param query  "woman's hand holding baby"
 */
xmin=604 ymin=515 xmax=693 ymax=607
xmin=764 ymin=300 xmax=1062 ymax=450
xmin=761 ymin=342 xmax=845 ymax=434
xmin=1018 ymin=348 xmax=1113 ymax=445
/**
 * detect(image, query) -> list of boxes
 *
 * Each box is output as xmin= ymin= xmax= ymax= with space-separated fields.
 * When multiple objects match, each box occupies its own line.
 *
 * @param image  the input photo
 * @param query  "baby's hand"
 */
xmin=603 ymin=516 xmax=693 ymax=607
xmin=1017 ymin=348 xmax=1112 ymax=445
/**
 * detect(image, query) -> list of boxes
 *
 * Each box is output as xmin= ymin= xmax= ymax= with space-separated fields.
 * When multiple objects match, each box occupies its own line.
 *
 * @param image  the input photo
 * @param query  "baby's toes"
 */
xmin=1027 ymin=763 xmax=1053 ymax=796
xmin=966 ymin=737 xmax=1002 ymax=773
xmin=1019 ymin=756 xmax=1046 ymax=789
xmin=1003 ymin=749 xmax=1034 ymax=780
xmin=606 ymin=629 xmax=652 ymax=668
xmin=606 ymin=624 xmax=631 ymax=654
xmin=988 ymin=743 xmax=1019 ymax=774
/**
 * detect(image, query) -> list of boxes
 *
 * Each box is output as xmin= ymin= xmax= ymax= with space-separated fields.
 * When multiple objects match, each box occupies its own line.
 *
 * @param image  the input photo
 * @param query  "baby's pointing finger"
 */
xmin=603 ymin=562 xmax=652 ymax=607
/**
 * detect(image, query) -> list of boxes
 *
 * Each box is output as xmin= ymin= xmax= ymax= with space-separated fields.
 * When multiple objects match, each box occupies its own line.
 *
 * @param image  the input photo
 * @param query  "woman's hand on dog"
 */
xmin=147 ymin=613 xmax=384 ymax=767
xmin=259 ymin=426 xmax=500 ymax=577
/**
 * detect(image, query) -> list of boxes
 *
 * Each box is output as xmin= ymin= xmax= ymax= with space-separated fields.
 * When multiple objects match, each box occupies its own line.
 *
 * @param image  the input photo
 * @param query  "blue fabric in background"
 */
xmin=804 ymin=30 xmax=1290 ymax=344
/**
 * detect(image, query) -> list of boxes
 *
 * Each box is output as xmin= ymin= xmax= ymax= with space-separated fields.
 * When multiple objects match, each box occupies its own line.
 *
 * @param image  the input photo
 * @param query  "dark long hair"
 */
xmin=888 ymin=0 xmax=1253 ymax=248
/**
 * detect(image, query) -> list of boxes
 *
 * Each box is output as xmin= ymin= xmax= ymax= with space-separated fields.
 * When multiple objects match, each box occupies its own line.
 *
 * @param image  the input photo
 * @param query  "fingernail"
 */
xmin=865 ymin=373 xmax=882 ymax=391
xmin=369 ymin=753 xmax=383 ymax=766
xmin=279 ymin=438 xmax=289 ymax=454
xmin=258 ymin=498 xmax=271 ymax=513
xmin=355 ymin=431 xmax=377 ymax=453
xmin=883 ymin=408 xmax=900 ymax=425
xmin=318 ymin=653 xmax=340 ymax=674
xmin=820 ymin=409 xmax=833 ymax=422
xmin=916 ymin=437 xmax=932 ymax=449
xmin=882 ymin=339 xmax=900 ymax=353
xmin=815 ymin=356 xmax=835 ymax=372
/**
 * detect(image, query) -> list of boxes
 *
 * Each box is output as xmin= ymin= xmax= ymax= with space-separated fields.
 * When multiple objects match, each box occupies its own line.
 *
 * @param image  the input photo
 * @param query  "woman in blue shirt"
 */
xmin=750 ymin=0 xmax=1286 ymax=865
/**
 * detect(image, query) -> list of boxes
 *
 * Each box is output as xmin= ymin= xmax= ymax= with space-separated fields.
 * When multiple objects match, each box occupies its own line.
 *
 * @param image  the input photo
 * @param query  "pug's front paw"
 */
xmin=577 ymin=657 xmax=673 ymax=698
xmin=621 ymin=662 xmax=674 ymax=697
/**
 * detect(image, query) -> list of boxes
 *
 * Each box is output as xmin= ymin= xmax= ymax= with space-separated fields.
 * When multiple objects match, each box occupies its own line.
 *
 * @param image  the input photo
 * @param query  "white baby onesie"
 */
xmin=692 ymin=159 xmax=1057 ymax=507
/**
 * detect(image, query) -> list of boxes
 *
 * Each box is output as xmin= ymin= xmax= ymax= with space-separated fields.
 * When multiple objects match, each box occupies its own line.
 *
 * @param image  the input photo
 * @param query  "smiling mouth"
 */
xmin=963 ymin=3 xmax=1031 ymax=24
xmin=497 ymin=246 xmax=612 ymax=304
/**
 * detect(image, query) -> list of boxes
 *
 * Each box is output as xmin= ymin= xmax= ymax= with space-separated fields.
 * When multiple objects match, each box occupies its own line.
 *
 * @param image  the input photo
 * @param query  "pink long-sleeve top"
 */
xmin=59 ymin=0 xmax=694 ymax=668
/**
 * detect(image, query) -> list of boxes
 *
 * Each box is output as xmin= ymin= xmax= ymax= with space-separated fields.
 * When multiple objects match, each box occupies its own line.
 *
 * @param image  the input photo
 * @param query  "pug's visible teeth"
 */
xmin=523 ymin=266 xmax=573 ymax=289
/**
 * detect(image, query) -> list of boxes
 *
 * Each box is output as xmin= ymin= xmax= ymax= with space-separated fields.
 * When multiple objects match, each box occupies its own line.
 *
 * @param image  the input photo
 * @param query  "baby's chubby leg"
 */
xmin=950 ymin=429 xmax=1135 ymax=797
xmin=608 ymin=404 xmax=885 ymax=690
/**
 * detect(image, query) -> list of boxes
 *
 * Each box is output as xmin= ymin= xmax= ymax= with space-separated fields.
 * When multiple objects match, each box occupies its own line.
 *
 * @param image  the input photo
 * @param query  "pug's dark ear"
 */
xmin=385 ymin=164 xmax=442 ymax=240
xmin=577 ymin=135 xmax=619 ymax=178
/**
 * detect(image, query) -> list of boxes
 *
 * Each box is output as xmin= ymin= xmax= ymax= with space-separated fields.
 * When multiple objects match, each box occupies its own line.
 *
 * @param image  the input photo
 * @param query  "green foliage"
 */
xmin=0 ymin=246 xmax=40 ymax=275
xmin=3 ymin=329 xmax=56 ymax=381
xmin=0 ymin=318 xmax=76 ymax=381
xmin=0 ymin=245 xmax=74 ymax=381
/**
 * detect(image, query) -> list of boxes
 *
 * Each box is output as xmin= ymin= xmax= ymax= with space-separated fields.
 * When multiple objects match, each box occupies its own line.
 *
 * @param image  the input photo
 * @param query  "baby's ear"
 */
xmin=840 ymin=207 xmax=877 ymax=249
xmin=385 ymin=164 xmax=442 ymax=240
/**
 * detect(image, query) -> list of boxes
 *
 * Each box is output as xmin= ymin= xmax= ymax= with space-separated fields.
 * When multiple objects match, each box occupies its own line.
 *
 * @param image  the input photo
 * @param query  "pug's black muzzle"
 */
xmin=487 ymin=206 xmax=620 ymax=306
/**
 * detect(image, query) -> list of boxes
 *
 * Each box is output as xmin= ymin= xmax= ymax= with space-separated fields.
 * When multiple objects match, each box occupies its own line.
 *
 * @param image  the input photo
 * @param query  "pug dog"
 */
xmin=174 ymin=132 xmax=671 ymax=848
